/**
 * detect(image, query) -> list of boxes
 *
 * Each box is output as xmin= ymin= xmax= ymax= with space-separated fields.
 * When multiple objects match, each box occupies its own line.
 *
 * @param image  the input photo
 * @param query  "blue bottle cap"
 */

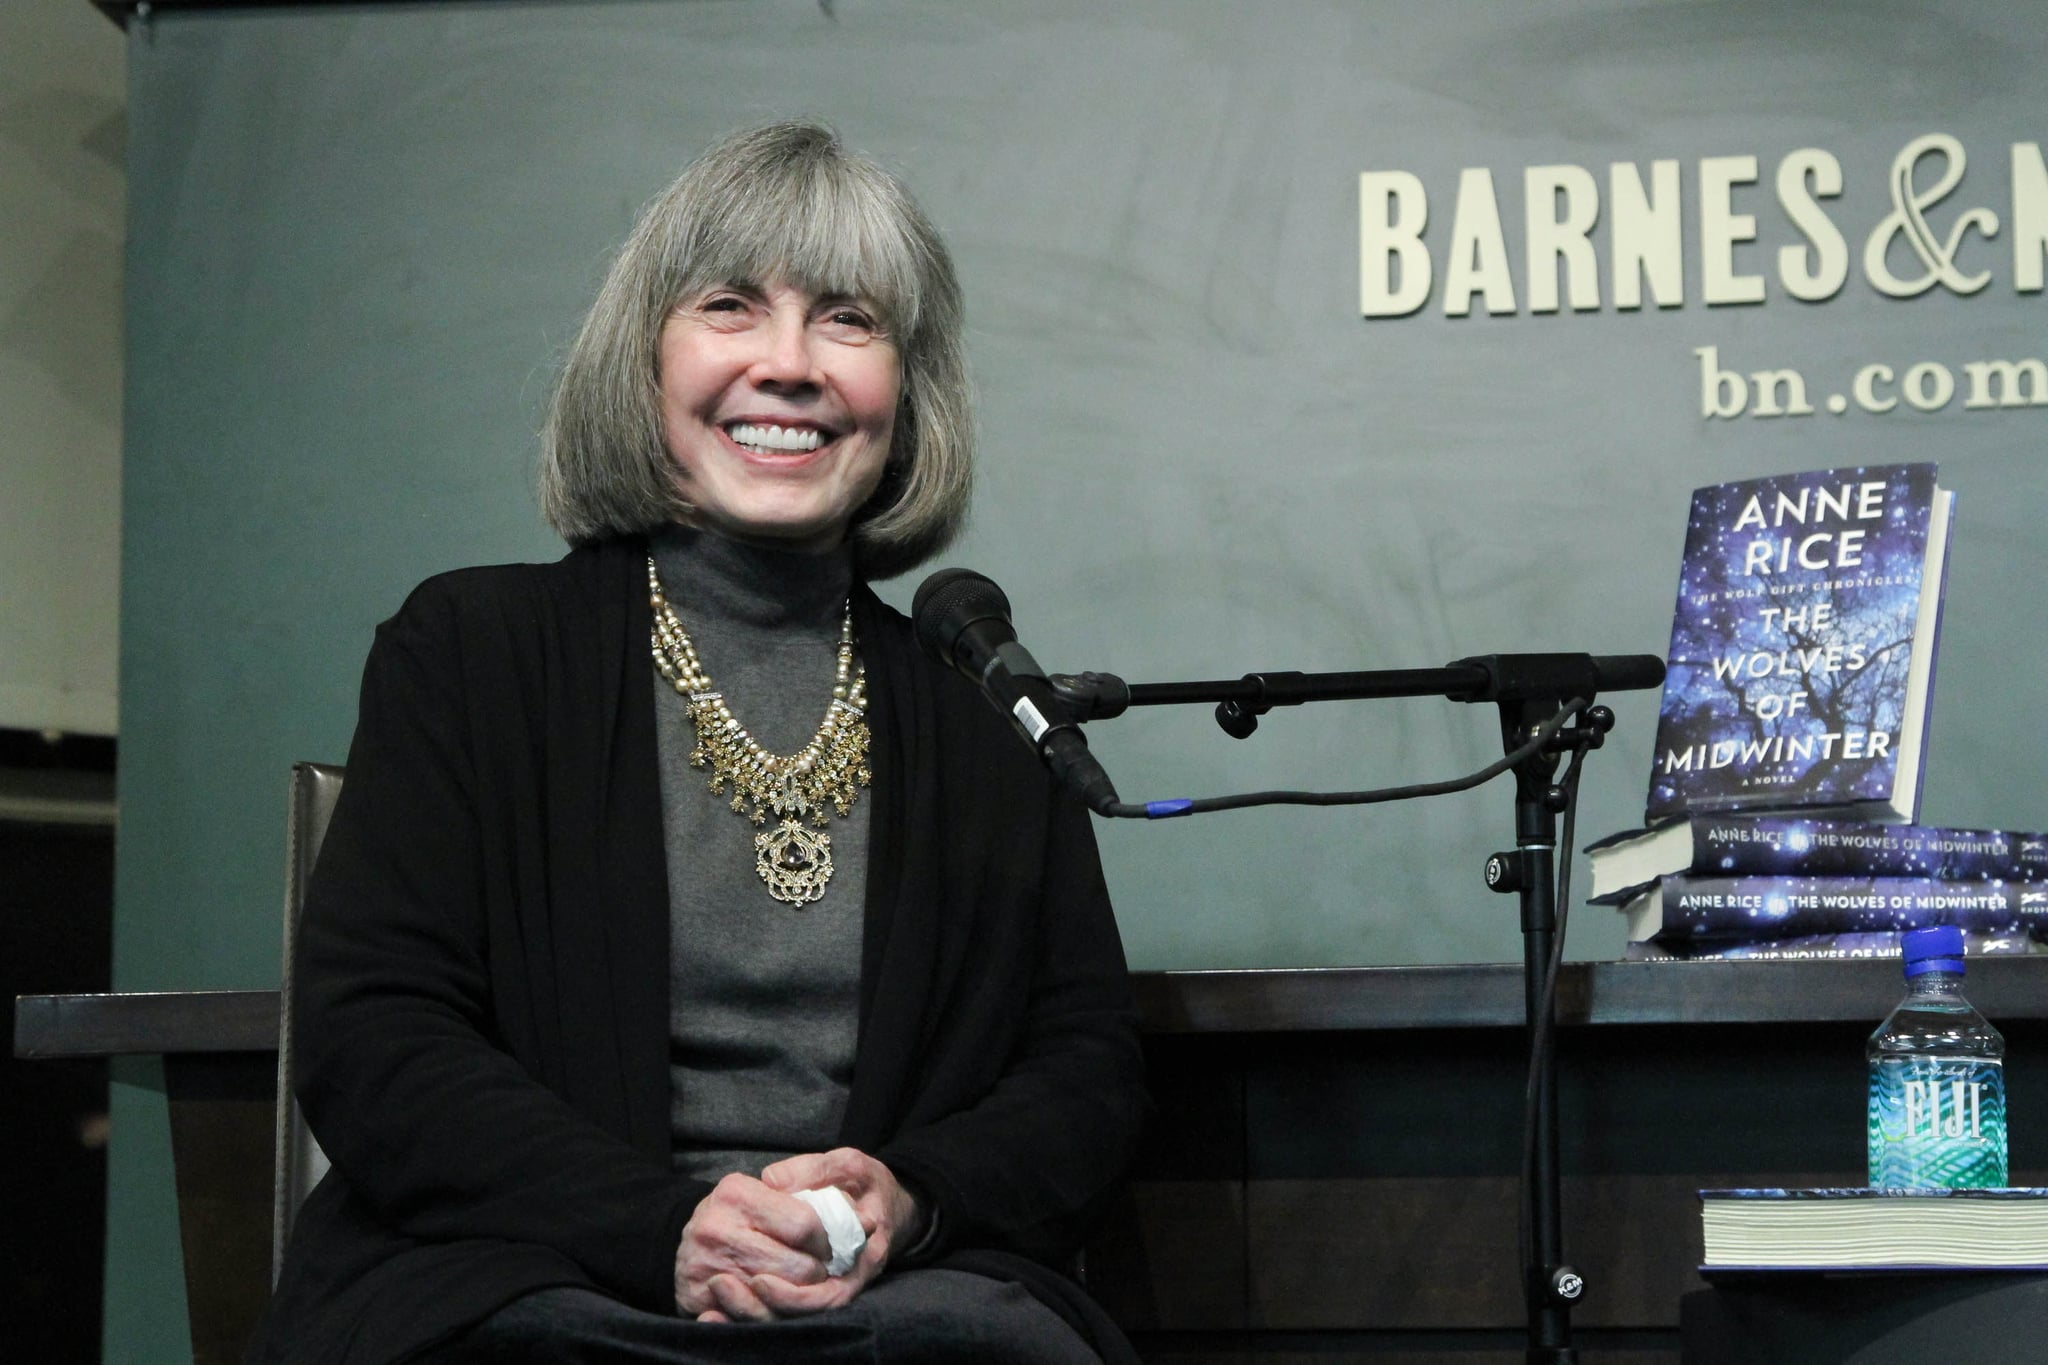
xmin=1902 ymin=924 xmax=1966 ymax=978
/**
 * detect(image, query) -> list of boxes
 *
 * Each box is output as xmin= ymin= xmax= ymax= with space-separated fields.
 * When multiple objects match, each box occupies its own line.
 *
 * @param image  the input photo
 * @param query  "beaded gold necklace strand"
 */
xmin=647 ymin=557 xmax=871 ymax=906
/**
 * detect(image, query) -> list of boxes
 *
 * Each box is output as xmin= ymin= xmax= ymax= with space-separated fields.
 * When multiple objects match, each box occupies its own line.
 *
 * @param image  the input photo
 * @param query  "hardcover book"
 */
xmin=1700 ymin=1187 xmax=2048 ymax=1270
xmin=1620 ymin=874 xmax=2048 ymax=946
xmin=1647 ymin=464 xmax=1953 ymax=824
xmin=1624 ymin=928 xmax=2037 ymax=962
xmin=1586 ymin=816 xmax=2048 ymax=906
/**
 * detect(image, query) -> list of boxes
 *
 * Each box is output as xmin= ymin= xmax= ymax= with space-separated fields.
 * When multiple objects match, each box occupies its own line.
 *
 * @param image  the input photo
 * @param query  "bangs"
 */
xmin=663 ymin=148 xmax=927 ymax=342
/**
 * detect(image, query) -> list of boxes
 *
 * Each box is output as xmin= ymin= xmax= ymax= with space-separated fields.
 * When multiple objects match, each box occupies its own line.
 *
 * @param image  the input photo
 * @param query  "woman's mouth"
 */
xmin=724 ymin=421 xmax=828 ymax=455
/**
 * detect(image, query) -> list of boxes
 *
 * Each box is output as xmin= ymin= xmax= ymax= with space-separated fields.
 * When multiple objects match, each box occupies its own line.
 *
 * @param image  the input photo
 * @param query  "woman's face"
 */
xmin=658 ymin=279 xmax=901 ymax=553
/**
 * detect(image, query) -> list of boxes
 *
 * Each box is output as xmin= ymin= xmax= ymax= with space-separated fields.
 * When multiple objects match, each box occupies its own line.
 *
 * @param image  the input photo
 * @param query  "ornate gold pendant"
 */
xmin=648 ymin=558 xmax=865 ymax=908
xmin=755 ymin=818 xmax=834 ymax=906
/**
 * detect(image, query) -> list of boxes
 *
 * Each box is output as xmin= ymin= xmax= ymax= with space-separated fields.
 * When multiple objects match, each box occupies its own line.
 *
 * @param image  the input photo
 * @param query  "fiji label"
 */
xmin=1868 ymin=1057 xmax=2008 ymax=1188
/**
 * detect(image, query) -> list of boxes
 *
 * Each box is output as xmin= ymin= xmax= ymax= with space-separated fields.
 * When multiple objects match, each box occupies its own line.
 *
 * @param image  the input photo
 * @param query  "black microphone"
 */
xmin=912 ymin=569 xmax=1121 ymax=815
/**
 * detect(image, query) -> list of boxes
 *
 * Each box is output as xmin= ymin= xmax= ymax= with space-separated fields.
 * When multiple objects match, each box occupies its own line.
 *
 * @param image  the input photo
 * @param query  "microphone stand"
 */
xmin=1055 ymin=653 xmax=1659 ymax=1365
xmin=1489 ymin=689 xmax=1595 ymax=1365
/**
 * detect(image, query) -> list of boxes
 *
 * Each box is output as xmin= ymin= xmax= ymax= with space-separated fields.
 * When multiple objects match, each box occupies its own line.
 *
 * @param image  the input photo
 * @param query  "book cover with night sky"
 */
xmin=1625 ymin=926 xmax=2039 ymax=961
xmin=1646 ymin=464 xmax=1951 ymax=823
xmin=1626 ymin=875 xmax=2048 ymax=943
xmin=1586 ymin=816 xmax=2048 ymax=905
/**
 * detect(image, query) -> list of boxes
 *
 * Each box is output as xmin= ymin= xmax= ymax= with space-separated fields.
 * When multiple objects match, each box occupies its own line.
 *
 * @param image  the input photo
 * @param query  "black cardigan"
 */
xmin=250 ymin=538 xmax=1146 ymax=1364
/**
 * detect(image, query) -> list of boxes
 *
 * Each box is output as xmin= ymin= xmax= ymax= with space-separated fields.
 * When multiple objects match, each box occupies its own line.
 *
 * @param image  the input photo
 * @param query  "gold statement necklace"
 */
xmin=647 ymin=558 xmax=871 ymax=906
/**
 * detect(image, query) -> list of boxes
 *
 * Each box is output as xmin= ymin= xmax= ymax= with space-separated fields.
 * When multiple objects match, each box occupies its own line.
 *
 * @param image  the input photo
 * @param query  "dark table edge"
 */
xmin=14 ymin=989 xmax=281 ymax=1058
xmin=20 ymin=958 xmax=2048 ymax=1057
xmin=1134 ymin=957 xmax=2048 ymax=1032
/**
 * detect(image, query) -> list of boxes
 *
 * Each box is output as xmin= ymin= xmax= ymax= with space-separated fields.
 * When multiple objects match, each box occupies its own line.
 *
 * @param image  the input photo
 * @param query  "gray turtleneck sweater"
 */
xmin=649 ymin=526 xmax=869 ymax=1183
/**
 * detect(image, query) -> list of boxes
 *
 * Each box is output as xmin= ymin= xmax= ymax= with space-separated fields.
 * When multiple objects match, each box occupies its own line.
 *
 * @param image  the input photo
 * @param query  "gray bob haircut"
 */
xmin=538 ymin=121 xmax=972 ymax=580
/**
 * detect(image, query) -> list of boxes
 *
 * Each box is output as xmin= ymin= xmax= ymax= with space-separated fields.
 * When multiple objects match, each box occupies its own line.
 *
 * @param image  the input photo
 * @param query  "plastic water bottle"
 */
xmin=1867 ymin=925 xmax=2007 ymax=1188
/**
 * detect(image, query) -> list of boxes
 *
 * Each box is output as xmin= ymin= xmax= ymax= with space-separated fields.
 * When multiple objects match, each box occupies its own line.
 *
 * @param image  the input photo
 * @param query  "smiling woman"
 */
xmin=657 ymin=280 xmax=902 ymax=553
xmin=248 ymin=122 xmax=1145 ymax=1365
xmin=538 ymin=121 xmax=973 ymax=582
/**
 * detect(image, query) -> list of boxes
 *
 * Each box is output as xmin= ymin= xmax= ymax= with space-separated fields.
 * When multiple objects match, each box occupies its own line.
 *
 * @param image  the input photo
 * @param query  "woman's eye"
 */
xmin=823 ymin=307 xmax=880 ymax=337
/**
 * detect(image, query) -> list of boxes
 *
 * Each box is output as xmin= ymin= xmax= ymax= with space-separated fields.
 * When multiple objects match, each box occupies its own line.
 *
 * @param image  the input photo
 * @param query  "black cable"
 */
xmin=1096 ymin=702 xmax=1587 ymax=819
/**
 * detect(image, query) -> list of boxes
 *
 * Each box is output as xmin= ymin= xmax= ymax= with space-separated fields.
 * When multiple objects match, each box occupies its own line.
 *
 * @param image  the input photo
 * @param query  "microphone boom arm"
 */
xmin=1051 ymin=653 xmax=1665 ymax=738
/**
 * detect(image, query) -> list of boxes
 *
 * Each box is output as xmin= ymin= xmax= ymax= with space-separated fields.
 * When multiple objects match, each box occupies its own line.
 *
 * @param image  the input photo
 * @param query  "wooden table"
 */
xmin=20 ymin=958 xmax=2048 ymax=1363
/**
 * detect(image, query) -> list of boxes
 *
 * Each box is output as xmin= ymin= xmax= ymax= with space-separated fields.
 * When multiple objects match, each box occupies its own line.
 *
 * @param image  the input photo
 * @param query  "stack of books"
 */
xmin=1589 ymin=463 xmax=2048 ymax=962
xmin=1591 ymin=815 xmax=2048 ymax=960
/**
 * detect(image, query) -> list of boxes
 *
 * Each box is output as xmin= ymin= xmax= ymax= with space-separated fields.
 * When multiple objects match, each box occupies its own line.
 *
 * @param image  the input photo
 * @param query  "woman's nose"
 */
xmin=749 ymin=312 xmax=819 ymax=388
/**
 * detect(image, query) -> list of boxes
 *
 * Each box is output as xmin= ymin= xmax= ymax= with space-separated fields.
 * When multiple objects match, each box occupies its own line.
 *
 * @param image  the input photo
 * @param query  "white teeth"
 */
xmin=727 ymin=422 xmax=825 ymax=453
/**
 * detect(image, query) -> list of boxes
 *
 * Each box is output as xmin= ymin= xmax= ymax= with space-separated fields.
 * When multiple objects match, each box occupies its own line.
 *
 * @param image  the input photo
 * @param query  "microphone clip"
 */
xmin=1047 ymin=671 xmax=1131 ymax=722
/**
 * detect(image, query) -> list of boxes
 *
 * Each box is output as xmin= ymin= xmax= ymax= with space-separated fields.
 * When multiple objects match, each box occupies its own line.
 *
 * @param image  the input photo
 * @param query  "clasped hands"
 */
xmin=674 ymin=1147 xmax=923 ymax=1322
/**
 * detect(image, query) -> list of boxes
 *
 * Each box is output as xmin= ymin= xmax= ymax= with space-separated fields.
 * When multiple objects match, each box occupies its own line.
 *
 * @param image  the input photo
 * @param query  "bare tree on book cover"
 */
xmin=1650 ymin=465 xmax=1938 ymax=817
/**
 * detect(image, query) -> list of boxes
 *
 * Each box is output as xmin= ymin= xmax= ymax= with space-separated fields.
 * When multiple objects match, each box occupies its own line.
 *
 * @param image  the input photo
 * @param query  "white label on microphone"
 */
xmin=1012 ymin=696 xmax=1052 ymax=742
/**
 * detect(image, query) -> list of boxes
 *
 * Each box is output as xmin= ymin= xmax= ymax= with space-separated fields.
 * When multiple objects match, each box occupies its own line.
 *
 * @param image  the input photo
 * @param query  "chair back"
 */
xmin=273 ymin=761 xmax=344 ymax=1284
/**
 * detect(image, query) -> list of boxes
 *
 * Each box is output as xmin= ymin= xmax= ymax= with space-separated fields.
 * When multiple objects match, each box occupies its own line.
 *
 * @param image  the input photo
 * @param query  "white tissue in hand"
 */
xmin=793 ymin=1185 xmax=866 ymax=1276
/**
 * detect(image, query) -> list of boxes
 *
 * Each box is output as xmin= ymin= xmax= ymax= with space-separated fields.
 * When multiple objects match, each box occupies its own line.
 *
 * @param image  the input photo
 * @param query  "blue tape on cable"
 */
xmin=1145 ymin=799 xmax=1195 ymax=818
